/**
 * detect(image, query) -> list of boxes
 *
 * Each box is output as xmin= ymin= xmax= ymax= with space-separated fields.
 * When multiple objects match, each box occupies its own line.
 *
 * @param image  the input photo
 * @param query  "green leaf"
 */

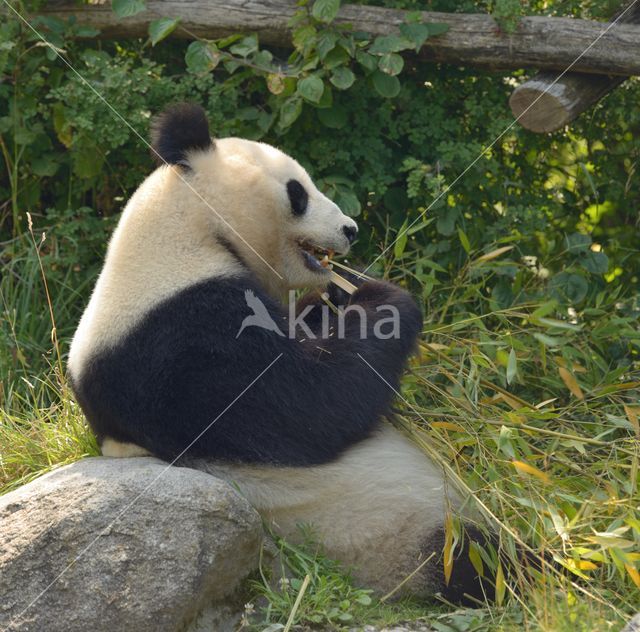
xmin=492 ymin=278 xmax=513 ymax=309
xmin=458 ymin=227 xmax=471 ymax=253
xmin=297 ymin=75 xmax=325 ymax=103
xmin=336 ymin=189 xmax=361 ymax=217
xmin=323 ymin=46 xmax=350 ymax=69
xmin=329 ymin=66 xmax=355 ymax=90
xmin=378 ymin=52 xmax=404 ymax=76
xmin=533 ymin=332 xmax=564 ymax=347
xmin=316 ymin=31 xmax=338 ymax=59
xmin=399 ymin=22 xmax=430 ymax=52
xmin=368 ymin=34 xmax=413 ymax=55
xmin=31 ymin=154 xmax=59 ymax=177
xmin=495 ymin=564 xmax=505 ymax=606
xmin=112 ymin=0 xmax=146 ymax=18
xmin=566 ymin=232 xmax=592 ymax=253
xmin=38 ymin=15 xmax=65 ymax=34
xmin=531 ymin=300 xmax=558 ymax=320
xmin=506 ymin=348 xmax=518 ymax=384
xmin=76 ymin=26 xmax=100 ymax=37
xmin=293 ymin=24 xmax=317 ymax=54
xmin=355 ymin=50 xmax=377 ymax=72
xmin=498 ymin=425 xmax=516 ymax=457
xmin=436 ymin=207 xmax=458 ymax=236
xmin=550 ymin=272 xmax=589 ymax=304
xmin=371 ymin=70 xmax=400 ymax=98
xmin=427 ymin=23 xmax=449 ymax=36
xmin=185 ymin=41 xmax=219 ymax=74
xmin=278 ymin=97 xmax=303 ymax=129
xmin=216 ymin=34 xmax=243 ymax=49
xmin=316 ymin=84 xmax=333 ymax=108
xmin=229 ymin=35 xmax=258 ymax=57
xmin=312 ymin=0 xmax=340 ymax=23
xmin=72 ymin=144 xmax=104 ymax=179
xmin=148 ymin=17 xmax=180 ymax=45
xmin=318 ymin=105 xmax=347 ymax=128
xmin=394 ymin=219 xmax=409 ymax=258
xmin=581 ymin=251 xmax=609 ymax=274
xmin=468 ymin=541 xmax=484 ymax=577
xmin=252 ymin=49 xmax=273 ymax=68
xmin=355 ymin=594 xmax=372 ymax=605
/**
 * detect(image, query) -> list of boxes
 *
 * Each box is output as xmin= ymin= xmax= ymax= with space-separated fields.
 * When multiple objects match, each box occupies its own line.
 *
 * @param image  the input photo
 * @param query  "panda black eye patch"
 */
xmin=287 ymin=179 xmax=309 ymax=216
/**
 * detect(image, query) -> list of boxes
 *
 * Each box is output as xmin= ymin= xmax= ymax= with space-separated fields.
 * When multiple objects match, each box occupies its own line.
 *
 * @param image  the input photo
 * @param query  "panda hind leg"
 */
xmin=193 ymin=424 xmax=474 ymax=599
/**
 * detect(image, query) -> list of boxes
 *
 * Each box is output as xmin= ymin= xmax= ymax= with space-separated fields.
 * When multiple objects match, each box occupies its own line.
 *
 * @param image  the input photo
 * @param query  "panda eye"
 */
xmin=287 ymin=179 xmax=308 ymax=216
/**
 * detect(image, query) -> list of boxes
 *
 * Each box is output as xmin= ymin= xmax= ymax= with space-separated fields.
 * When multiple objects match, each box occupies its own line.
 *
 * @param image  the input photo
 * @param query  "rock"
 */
xmin=622 ymin=614 xmax=640 ymax=632
xmin=0 ymin=457 xmax=263 ymax=632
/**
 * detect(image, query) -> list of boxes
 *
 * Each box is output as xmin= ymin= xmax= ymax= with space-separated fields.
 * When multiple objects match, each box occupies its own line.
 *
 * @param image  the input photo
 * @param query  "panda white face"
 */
xmin=189 ymin=137 xmax=358 ymax=292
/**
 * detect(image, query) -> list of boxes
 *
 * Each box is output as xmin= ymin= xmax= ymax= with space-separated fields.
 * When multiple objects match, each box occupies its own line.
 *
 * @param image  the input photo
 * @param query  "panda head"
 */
xmin=150 ymin=103 xmax=358 ymax=294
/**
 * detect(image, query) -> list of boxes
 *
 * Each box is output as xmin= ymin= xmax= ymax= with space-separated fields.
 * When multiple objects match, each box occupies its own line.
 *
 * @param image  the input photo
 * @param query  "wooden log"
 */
xmin=25 ymin=0 xmax=640 ymax=76
xmin=510 ymin=2 xmax=640 ymax=133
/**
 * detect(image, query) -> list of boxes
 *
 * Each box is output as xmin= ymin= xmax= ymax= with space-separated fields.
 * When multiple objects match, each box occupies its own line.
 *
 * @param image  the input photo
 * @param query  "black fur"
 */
xmin=426 ymin=525 xmax=496 ymax=605
xmin=287 ymin=179 xmax=309 ymax=216
xmin=150 ymin=103 xmax=213 ymax=167
xmin=70 ymin=277 xmax=422 ymax=465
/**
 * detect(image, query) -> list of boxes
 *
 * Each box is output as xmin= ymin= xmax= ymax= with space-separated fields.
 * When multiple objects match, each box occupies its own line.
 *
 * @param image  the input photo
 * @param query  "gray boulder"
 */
xmin=622 ymin=614 xmax=640 ymax=632
xmin=0 ymin=457 xmax=262 ymax=632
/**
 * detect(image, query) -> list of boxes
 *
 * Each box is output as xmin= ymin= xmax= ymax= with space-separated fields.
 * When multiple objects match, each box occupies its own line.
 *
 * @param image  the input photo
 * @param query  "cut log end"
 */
xmin=509 ymin=74 xmax=625 ymax=133
xmin=509 ymin=82 xmax=575 ymax=133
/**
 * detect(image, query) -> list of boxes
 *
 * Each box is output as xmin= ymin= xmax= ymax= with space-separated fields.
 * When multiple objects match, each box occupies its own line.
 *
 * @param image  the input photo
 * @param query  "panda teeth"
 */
xmin=298 ymin=241 xmax=335 ymax=272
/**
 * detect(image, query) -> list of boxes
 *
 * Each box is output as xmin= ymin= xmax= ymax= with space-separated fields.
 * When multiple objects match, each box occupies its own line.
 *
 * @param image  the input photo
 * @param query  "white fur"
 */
xmin=193 ymin=424 xmax=463 ymax=596
xmin=68 ymin=138 xmax=356 ymax=377
xmin=101 ymin=438 xmax=151 ymax=458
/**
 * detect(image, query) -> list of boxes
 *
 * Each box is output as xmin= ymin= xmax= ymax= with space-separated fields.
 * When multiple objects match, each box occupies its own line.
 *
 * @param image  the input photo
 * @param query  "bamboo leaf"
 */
xmin=558 ymin=367 xmax=584 ymax=400
xmin=512 ymin=460 xmax=551 ymax=485
xmin=495 ymin=563 xmax=505 ymax=605
xmin=624 ymin=405 xmax=640 ymax=437
xmin=443 ymin=512 xmax=454 ymax=585
xmin=625 ymin=565 xmax=640 ymax=589
xmin=577 ymin=560 xmax=599 ymax=571
xmin=432 ymin=421 xmax=465 ymax=432
xmin=473 ymin=245 xmax=514 ymax=264
xmin=468 ymin=541 xmax=484 ymax=577
xmin=394 ymin=219 xmax=409 ymax=258
xmin=506 ymin=348 xmax=517 ymax=384
xmin=458 ymin=227 xmax=471 ymax=254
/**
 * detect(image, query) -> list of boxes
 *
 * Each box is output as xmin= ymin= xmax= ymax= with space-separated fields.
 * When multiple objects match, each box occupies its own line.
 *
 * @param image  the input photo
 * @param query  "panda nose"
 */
xmin=342 ymin=225 xmax=358 ymax=244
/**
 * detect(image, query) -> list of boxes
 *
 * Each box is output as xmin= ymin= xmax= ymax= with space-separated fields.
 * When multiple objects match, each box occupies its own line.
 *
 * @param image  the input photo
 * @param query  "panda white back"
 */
xmin=68 ymin=103 xmax=491 ymax=603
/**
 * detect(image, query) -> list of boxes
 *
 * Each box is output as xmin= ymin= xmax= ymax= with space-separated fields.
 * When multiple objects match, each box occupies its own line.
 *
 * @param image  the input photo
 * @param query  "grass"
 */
xmin=1 ymin=234 xmax=638 ymax=632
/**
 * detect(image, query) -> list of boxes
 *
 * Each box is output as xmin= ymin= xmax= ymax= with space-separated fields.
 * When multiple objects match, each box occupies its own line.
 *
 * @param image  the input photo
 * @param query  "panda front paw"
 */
xmin=351 ymin=280 xmax=423 ymax=347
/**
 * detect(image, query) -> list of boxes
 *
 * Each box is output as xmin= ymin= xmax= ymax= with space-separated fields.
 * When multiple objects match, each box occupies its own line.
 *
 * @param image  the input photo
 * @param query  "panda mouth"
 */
xmin=297 ymin=241 xmax=335 ymax=273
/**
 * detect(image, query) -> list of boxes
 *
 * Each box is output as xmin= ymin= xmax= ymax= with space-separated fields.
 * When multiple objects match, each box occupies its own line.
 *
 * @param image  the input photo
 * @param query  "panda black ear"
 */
xmin=150 ymin=103 xmax=213 ymax=168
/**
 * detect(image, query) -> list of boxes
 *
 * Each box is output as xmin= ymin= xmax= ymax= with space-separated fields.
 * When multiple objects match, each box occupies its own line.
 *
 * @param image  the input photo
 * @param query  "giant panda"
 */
xmin=68 ymin=103 xmax=492 ymax=603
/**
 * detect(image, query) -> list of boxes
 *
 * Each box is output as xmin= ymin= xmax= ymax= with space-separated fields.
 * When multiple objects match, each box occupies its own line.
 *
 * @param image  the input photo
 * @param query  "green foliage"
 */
xmin=149 ymin=17 xmax=180 ymax=46
xmin=112 ymin=0 xmax=146 ymax=19
xmin=246 ymin=529 xmax=427 ymax=630
xmin=491 ymin=0 xmax=523 ymax=33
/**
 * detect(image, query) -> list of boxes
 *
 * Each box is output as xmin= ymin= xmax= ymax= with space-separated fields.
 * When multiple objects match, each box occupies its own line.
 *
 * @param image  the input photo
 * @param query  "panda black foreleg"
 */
xmin=203 ymin=279 xmax=423 ymax=465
